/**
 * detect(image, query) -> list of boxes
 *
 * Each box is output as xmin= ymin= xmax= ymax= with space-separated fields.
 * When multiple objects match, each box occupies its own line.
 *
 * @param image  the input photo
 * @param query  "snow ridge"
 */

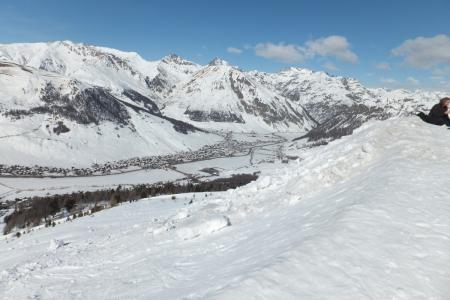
xmin=1 ymin=118 xmax=449 ymax=299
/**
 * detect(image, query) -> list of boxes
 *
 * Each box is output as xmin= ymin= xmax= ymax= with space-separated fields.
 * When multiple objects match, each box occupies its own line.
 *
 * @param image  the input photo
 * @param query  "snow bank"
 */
xmin=150 ymin=201 xmax=232 ymax=239
xmin=1 ymin=118 xmax=450 ymax=299
xmin=47 ymin=239 xmax=66 ymax=251
xmin=175 ymin=214 xmax=231 ymax=240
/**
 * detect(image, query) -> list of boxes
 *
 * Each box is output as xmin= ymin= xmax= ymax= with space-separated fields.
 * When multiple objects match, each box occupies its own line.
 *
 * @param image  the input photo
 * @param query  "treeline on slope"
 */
xmin=3 ymin=173 xmax=258 ymax=235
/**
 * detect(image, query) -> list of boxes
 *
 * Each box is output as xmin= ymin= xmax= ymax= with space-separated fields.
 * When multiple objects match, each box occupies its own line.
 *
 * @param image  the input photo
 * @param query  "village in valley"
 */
xmin=0 ymin=132 xmax=288 ymax=178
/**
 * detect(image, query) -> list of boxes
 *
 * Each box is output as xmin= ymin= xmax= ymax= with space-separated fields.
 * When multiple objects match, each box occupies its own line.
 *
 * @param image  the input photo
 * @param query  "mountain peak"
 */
xmin=208 ymin=57 xmax=229 ymax=66
xmin=163 ymin=53 xmax=182 ymax=60
xmin=161 ymin=53 xmax=195 ymax=66
xmin=282 ymin=67 xmax=314 ymax=75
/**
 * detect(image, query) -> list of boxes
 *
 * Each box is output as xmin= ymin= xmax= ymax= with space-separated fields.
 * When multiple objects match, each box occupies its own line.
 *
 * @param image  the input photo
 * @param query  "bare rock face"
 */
xmin=122 ymin=89 xmax=161 ymax=115
xmin=40 ymin=83 xmax=131 ymax=125
xmin=52 ymin=121 xmax=70 ymax=135
xmin=3 ymin=81 xmax=130 ymax=125
xmin=146 ymin=73 xmax=174 ymax=95
xmin=297 ymin=104 xmax=389 ymax=142
xmin=120 ymin=90 xmax=200 ymax=134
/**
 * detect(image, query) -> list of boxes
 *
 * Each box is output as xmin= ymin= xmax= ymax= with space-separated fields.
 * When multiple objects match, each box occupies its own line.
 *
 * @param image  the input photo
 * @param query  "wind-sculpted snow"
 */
xmin=149 ymin=203 xmax=232 ymax=240
xmin=1 ymin=118 xmax=449 ymax=299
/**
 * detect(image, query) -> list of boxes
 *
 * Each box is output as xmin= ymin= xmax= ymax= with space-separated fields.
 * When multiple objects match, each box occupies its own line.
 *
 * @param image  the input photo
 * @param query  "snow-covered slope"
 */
xmin=0 ymin=41 xmax=314 ymax=169
xmin=253 ymin=67 xmax=444 ymax=120
xmin=148 ymin=54 xmax=202 ymax=98
xmin=1 ymin=118 xmax=449 ymax=299
xmin=0 ymin=61 xmax=219 ymax=167
xmin=0 ymin=41 xmax=448 ymax=167
xmin=0 ymin=41 xmax=159 ymax=97
xmin=163 ymin=59 xmax=314 ymax=132
xmin=252 ymin=67 xmax=447 ymax=141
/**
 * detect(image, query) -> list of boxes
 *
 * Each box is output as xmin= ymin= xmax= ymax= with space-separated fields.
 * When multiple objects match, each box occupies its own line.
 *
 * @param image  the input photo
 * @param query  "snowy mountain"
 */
xmin=1 ymin=117 xmax=449 ymax=298
xmin=0 ymin=41 xmax=159 ymax=97
xmin=148 ymin=53 xmax=202 ymax=98
xmin=252 ymin=67 xmax=446 ymax=141
xmin=162 ymin=58 xmax=314 ymax=132
xmin=1 ymin=41 xmax=449 ymax=298
xmin=0 ymin=41 xmax=448 ymax=166
xmin=0 ymin=41 xmax=315 ymax=134
xmin=0 ymin=61 xmax=219 ymax=167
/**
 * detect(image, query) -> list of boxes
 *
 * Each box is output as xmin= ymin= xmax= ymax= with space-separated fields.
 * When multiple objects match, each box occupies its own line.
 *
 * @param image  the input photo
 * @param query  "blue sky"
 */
xmin=1 ymin=0 xmax=450 ymax=91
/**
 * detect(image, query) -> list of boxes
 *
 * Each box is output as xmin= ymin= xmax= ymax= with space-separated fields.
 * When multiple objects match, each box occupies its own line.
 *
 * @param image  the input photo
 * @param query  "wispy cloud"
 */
xmin=255 ymin=42 xmax=306 ymax=63
xmin=254 ymin=35 xmax=358 ymax=64
xmin=305 ymin=35 xmax=358 ymax=63
xmin=392 ymin=34 xmax=450 ymax=69
xmin=226 ymin=47 xmax=243 ymax=54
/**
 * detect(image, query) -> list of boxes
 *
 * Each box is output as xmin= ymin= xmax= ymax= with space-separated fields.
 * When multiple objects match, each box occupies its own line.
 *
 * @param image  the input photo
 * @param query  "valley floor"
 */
xmin=0 ymin=132 xmax=302 ymax=202
xmin=1 ymin=118 xmax=449 ymax=299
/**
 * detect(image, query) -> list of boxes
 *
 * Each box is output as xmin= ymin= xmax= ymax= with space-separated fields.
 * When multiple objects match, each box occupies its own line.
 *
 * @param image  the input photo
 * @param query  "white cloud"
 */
xmin=392 ymin=34 xmax=450 ymax=69
xmin=305 ymin=35 xmax=358 ymax=63
xmin=227 ymin=47 xmax=243 ymax=54
xmin=254 ymin=35 xmax=358 ymax=64
xmin=380 ymin=77 xmax=397 ymax=84
xmin=406 ymin=76 xmax=419 ymax=85
xmin=376 ymin=62 xmax=391 ymax=70
xmin=255 ymin=42 xmax=306 ymax=63
xmin=322 ymin=61 xmax=338 ymax=71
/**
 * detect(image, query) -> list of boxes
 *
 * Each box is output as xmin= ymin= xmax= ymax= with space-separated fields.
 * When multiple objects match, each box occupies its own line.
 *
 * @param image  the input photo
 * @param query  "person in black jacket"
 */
xmin=417 ymin=97 xmax=450 ymax=126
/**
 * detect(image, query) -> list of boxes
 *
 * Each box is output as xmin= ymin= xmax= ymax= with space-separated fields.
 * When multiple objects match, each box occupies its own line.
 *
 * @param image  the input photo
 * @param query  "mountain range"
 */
xmin=0 ymin=41 xmax=446 ymax=167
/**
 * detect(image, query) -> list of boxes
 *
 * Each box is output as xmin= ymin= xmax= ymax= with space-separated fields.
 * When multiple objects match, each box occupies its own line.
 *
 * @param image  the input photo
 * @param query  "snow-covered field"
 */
xmin=1 ymin=117 xmax=450 ymax=299
xmin=0 ymin=131 xmax=300 ymax=202
xmin=0 ymin=168 xmax=184 ymax=201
